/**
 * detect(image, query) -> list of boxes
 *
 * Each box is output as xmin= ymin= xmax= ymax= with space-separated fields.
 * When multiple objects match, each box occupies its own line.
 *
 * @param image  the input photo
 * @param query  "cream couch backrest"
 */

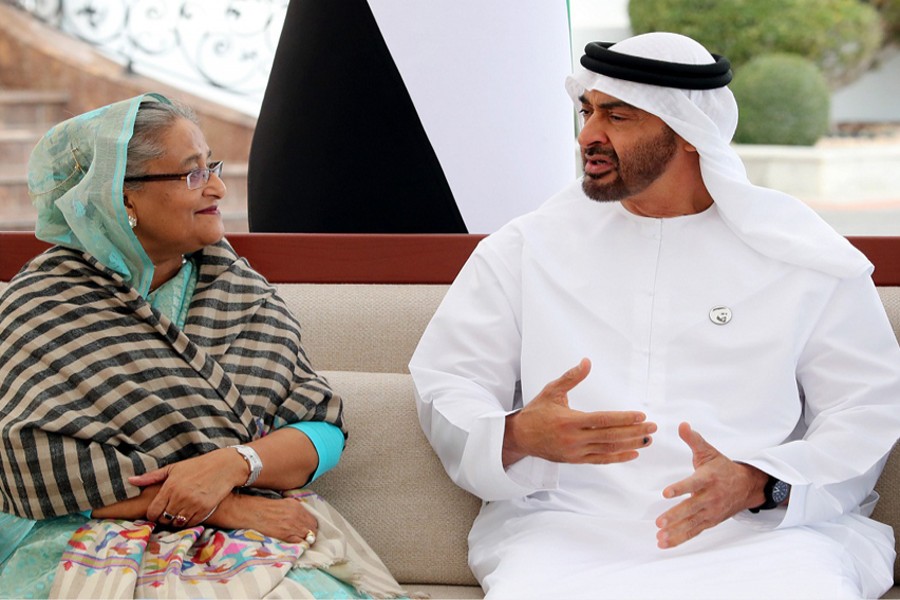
xmin=281 ymin=283 xmax=450 ymax=374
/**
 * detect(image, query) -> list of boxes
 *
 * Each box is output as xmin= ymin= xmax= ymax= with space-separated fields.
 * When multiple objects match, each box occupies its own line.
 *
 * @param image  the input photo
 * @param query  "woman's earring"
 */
xmin=128 ymin=214 xmax=138 ymax=229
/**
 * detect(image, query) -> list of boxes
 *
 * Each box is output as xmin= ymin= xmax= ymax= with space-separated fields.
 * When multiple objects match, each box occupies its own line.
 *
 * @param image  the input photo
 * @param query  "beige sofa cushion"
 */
xmin=279 ymin=284 xmax=449 ymax=374
xmin=874 ymin=448 xmax=900 ymax=584
xmin=879 ymin=287 xmax=900 ymax=340
xmin=874 ymin=288 xmax=900 ymax=584
xmin=310 ymin=370 xmax=482 ymax=587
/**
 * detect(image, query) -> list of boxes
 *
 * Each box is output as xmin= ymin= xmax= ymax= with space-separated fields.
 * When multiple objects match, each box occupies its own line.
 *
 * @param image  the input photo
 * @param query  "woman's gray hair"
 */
xmin=123 ymin=99 xmax=199 ymax=191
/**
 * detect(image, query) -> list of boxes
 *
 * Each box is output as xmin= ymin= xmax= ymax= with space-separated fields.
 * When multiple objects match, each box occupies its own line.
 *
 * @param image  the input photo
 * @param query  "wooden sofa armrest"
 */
xmin=0 ymin=232 xmax=486 ymax=284
xmin=2 ymin=232 xmax=898 ymax=285
xmin=847 ymin=237 xmax=900 ymax=286
xmin=226 ymin=233 xmax=485 ymax=284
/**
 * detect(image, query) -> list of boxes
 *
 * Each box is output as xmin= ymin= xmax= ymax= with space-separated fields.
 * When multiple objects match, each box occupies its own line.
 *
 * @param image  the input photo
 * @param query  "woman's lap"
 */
xmin=0 ymin=516 xmax=371 ymax=600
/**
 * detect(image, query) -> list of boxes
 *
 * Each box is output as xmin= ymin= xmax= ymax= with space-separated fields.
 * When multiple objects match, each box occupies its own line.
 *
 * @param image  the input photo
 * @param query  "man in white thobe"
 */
xmin=409 ymin=33 xmax=900 ymax=599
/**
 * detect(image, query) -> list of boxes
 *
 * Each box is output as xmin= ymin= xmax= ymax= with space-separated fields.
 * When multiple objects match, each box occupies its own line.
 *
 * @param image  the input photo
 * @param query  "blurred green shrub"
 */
xmin=730 ymin=53 xmax=830 ymax=145
xmin=628 ymin=0 xmax=883 ymax=87
xmin=868 ymin=0 xmax=900 ymax=42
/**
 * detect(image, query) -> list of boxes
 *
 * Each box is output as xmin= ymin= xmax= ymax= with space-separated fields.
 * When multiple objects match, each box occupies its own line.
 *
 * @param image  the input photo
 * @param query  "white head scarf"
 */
xmin=565 ymin=32 xmax=870 ymax=279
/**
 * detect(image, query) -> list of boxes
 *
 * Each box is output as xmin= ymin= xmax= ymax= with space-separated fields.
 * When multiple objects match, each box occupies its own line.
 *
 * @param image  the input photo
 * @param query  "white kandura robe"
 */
xmin=409 ymin=182 xmax=900 ymax=599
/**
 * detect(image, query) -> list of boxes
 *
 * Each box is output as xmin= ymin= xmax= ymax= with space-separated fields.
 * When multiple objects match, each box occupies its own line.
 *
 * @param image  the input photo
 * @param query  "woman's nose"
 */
xmin=206 ymin=171 xmax=227 ymax=199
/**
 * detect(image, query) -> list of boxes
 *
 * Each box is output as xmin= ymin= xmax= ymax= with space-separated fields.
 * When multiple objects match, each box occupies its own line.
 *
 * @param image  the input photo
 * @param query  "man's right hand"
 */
xmin=502 ymin=358 xmax=656 ymax=467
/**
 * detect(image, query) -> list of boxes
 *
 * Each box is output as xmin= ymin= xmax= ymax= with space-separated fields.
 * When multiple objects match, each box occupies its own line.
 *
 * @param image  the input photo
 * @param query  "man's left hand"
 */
xmin=655 ymin=422 xmax=768 ymax=549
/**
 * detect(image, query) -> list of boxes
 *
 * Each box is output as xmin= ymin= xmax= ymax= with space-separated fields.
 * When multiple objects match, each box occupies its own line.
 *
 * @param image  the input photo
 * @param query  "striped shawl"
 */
xmin=0 ymin=240 xmax=345 ymax=519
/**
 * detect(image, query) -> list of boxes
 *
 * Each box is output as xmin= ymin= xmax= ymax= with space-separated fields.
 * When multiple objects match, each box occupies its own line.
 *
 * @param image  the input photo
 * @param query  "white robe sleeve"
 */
xmin=410 ymin=236 xmax=560 ymax=501
xmin=735 ymin=273 xmax=900 ymax=528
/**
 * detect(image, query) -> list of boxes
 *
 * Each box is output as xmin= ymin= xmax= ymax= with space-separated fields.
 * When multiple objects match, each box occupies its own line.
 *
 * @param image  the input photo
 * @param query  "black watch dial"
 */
xmin=771 ymin=479 xmax=791 ymax=505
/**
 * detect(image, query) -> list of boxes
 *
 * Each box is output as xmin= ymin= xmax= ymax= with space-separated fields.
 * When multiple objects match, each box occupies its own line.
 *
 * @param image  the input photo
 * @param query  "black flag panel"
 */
xmin=248 ymin=0 xmax=466 ymax=233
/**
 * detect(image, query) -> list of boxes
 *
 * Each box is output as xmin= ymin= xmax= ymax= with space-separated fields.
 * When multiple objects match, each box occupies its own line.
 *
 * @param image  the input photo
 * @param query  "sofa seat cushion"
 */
xmin=405 ymin=584 xmax=485 ymax=599
xmin=878 ymin=287 xmax=900 ymax=340
xmin=310 ymin=370 xmax=482 ymax=587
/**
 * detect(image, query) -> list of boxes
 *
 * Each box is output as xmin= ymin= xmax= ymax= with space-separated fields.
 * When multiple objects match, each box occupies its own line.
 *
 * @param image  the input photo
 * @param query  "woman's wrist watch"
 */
xmin=230 ymin=444 xmax=263 ymax=487
xmin=749 ymin=475 xmax=791 ymax=513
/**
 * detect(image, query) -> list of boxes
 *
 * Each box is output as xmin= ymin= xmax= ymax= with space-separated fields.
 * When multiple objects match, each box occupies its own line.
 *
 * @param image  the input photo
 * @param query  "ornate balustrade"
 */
xmin=3 ymin=0 xmax=288 ymax=112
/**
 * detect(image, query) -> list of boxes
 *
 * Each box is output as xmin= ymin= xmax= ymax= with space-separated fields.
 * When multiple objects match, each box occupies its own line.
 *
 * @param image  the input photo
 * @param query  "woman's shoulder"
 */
xmin=193 ymin=240 xmax=284 ymax=313
xmin=0 ymin=247 xmax=111 ymax=327
xmin=191 ymin=240 xmax=303 ymax=337
xmin=6 ymin=246 xmax=96 ymax=288
xmin=198 ymin=240 xmax=272 ymax=288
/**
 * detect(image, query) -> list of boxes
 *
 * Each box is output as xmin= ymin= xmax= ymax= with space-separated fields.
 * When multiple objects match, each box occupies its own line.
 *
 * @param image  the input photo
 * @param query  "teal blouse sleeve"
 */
xmin=282 ymin=421 xmax=346 ymax=484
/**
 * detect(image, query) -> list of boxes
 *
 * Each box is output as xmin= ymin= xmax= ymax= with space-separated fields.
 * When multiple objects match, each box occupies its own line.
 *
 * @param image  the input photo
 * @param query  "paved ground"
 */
xmin=815 ymin=206 xmax=900 ymax=236
xmin=778 ymin=124 xmax=900 ymax=236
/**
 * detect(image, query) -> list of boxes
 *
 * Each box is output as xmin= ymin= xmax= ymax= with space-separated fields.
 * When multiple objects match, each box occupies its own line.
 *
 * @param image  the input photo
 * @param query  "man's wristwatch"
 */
xmin=749 ymin=475 xmax=791 ymax=513
xmin=230 ymin=444 xmax=263 ymax=487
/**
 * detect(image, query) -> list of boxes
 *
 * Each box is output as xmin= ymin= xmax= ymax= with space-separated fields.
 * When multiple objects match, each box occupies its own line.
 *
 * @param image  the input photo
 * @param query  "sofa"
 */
xmin=1 ymin=231 xmax=899 ymax=599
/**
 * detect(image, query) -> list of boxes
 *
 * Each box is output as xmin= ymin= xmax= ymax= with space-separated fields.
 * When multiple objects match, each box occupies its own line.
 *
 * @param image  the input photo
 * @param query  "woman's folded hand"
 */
xmin=209 ymin=493 xmax=319 ymax=544
xmin=128 ymin=448 xmax=249 ymax=527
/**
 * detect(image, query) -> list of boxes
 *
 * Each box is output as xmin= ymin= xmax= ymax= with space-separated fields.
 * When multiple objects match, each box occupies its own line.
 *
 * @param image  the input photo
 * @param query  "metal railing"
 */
xmin=5 ymin=0 xmax=288 ymax=113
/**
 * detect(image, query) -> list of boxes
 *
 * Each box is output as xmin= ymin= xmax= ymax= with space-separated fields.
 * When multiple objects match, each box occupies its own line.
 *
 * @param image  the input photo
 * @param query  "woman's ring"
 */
xmin=162 ymin=511 xmax=175 ymax=521
xmin=305 ymin=531 xmax=316 ymax=544
xmin=174 ymin=514 xmax=188 ymax=526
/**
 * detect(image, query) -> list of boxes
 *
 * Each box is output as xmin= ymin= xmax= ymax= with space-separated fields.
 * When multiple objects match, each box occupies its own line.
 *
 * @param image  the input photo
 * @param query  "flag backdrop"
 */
xmin=248 ymin=0 xmax=574 ymax=233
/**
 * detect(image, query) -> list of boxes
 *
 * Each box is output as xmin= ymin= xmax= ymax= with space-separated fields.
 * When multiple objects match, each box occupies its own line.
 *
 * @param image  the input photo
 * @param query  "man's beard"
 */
xmin=581 ymin=127 xmax=679 ymax=202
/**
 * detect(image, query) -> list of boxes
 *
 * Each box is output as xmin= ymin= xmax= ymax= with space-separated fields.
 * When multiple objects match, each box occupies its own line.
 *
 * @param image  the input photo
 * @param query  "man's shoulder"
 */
xmin=486 ymin=180 xmax=589 ymax=238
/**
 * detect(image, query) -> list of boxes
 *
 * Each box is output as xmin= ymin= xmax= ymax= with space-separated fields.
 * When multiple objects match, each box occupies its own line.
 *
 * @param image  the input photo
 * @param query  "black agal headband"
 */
xmin=580 ymin=42 xmax=732 ymax=90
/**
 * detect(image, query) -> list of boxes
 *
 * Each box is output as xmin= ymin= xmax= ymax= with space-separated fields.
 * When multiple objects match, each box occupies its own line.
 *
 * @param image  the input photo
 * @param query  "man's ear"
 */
xmin=675 ymin=133 xmax=698 ymax=154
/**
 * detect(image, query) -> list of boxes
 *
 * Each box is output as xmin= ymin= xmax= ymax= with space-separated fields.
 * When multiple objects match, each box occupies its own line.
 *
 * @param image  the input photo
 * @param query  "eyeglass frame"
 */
xmin=124 ymin=160 xmax=224 ymax=190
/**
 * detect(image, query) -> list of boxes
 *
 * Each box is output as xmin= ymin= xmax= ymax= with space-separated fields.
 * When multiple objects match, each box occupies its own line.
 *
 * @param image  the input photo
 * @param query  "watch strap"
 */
xmin=749 ymin=475 xmax=789 ymax=513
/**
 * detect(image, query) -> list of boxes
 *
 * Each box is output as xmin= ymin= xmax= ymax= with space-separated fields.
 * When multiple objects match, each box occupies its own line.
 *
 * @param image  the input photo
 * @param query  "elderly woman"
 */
xmin=0 ymin=94 xmax=402 ymax=598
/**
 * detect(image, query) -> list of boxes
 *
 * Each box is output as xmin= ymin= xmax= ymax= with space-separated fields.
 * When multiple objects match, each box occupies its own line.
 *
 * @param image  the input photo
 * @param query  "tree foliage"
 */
xmin=730 ymin=53 xmax=830 ymax=145
xmin=866 ymin=0 xmax=900 ymax=42
xmin=628 ymin=0 xmax=884 ymax=88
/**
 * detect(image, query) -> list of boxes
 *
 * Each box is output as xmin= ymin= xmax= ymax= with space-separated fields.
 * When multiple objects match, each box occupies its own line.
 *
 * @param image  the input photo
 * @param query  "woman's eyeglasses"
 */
xmin=124 ymin=160 xmax=224 ymax=190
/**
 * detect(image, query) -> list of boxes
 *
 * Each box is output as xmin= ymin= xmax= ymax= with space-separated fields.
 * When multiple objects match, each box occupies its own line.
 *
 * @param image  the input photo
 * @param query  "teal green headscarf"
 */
xmin=27 ymin=93 xmax=171 ymax=298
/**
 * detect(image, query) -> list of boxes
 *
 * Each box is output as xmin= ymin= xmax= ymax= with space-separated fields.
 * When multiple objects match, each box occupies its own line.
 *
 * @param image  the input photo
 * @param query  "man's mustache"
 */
xmin=583 ymin=145 xmax=618 ymax=164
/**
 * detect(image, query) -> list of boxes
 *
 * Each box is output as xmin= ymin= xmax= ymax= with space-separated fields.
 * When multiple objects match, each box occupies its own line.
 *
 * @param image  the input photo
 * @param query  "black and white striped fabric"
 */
xmin=0 ymin=240 xmax=343 ymax=520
